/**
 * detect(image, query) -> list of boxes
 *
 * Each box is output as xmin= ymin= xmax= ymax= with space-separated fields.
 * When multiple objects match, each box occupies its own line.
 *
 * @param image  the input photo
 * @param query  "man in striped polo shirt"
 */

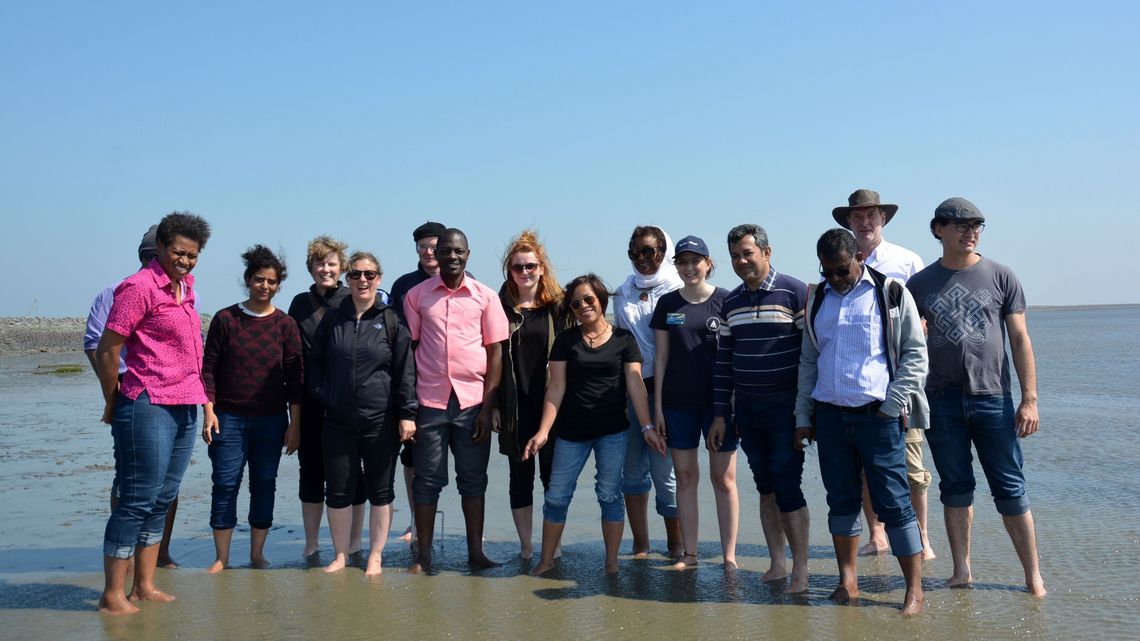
xmin=707 ymin=224 xmax=809 ymax=593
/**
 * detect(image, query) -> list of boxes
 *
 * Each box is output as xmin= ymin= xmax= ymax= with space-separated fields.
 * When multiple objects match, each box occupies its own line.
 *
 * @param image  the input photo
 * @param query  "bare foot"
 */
xmin=519 ymin=541 xmax=534 ymax=561
xmin=922 ymin=546 xmax=937 ymax=561
xmin=723 ymin=559 xmax=738 ymax=573
xmin=157 ymin=554 xmax=179 ymax=569
xmin=947 ymin=572 xmax=973 ymax=588
xmin=530 ymin=560 xmax=556 ymax=576
xmin=761 ymin=564 xmax=788 ymax=583
xmin=469 ymin=551 xmax=500 ymax=570
xmin=129 ymin=587 xmax=175 ymax=603
xmin=553 ymin=544 xmax=563 ymax=559
xmin=630 ymin=543 xmax=651 ymax=559
xmin=206 ymin=560 xmax=226 ymax=575
xmin=668 ymin=545 xmax=685 ymax=562
xmin=858 ymin=541 xmax=889 ymax=556
xmin=301 ymin=545 xmax=319 ymax=558
xmin=398 ymin=526 xmax=414 ymax=542
xmin=829 ymin=584 xmax=859 ymax=603
xmin=406 ymin=555 xmax=431 ymax=574
xmin=785 ymin=569 xmax=809 ymax=594
xmin=901 ymin=590 xmax=925 ymax=616
xmin=98 ymin=594 xmax=140 ymax=615
xmin=323 ymin=554 xmax=348 ymax=573
xmin=250 ymin=555 xmax=271 ymax=570
xmin=604 ymin=561 xmax=620 ymax=575
xmin=672 ymin=554 xmax=698 ymax=570
xmin=1027 ymin=574 xmax=1047 ymax=597
xmin=365 ymin=555 xmax=383 ymax=576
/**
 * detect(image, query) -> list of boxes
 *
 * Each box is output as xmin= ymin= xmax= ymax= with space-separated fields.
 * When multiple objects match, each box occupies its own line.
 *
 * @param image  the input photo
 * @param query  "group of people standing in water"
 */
xmin=88 ymin=189 xmax=1046 ymax=617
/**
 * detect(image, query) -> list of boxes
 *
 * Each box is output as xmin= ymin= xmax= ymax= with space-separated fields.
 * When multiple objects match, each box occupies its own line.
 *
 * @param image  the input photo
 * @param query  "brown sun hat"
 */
xmin=832 ymin=189 xmax=899 ymax=228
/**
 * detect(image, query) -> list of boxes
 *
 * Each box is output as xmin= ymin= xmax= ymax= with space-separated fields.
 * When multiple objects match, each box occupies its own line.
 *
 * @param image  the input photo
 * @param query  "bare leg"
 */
xmin=898 ymin=552 xmax=925 ymax=616
xmin=830 ymin=534 xmax=860 ymax=603
xmin=349 ymin=503 xmax=365 ymax=555
xmin=601 ymin=519 xmax=625 ymax=575
xmin=157 ymin=497 xmax=179 ymax=568
xmin=912 ymin=487 xmax=936 ymax=560
xmin=462 ymin=495 xmax=499 ymax=569
xmin=512 ymin=505 xmax=535 ymax=560
xmin=944 ymin=505 xmax=973 ymax=587
xmin=664 ymin=516 xmax=684 ymax=560
xmin=324 ymin=506 xmax=352 ymax=573
xmin=399 ymin=465 xmax=416 ymax=541
xmin=858 ymin=479 xmax=889 ymax=556
xmin=301 ymin=501 xmax=323 ymax=557
xmin=759 ymin=493 xmax=787 ymax=581
xmin=365 ymin=504 xmax=392 ymax=576
xmin=407 ymin=503 xmax=437 ymax=573
xmin=531 ymin=519 xmax=565 ymax=576
xmin=624 ymin=492 xmax=651 ymax=556
xmin=249 ymin=527 xmax=270 ymax=569
xmin=781 ymin=506 xmax=810 ymax=594
xmin=207 ymin=528 xmax=233 ymax=574
xmin=98 ymin=556 xmax=139 ymax=615
xmin=671 ymin=449 xmax=700 ymax=569
xmin=709 ymin=450 xmax=739 ymax=570
xmin=129 ymin=543 xmax=175 ymax=603
xmin=1002 ymin=510 xmax=1046 ymax=596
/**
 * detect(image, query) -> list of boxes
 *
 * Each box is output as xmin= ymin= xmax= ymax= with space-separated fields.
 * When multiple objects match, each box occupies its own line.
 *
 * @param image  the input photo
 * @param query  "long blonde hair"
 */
xmin=502 ymin=230 xmax=562 ymax=309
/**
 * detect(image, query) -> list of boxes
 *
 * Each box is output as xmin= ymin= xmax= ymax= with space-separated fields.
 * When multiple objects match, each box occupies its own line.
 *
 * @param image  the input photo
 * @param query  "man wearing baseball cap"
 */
xmin=833 ymin=189 xmax=935 ymax=560
xmin=906 ymin=197 xmax=1045 ymax=596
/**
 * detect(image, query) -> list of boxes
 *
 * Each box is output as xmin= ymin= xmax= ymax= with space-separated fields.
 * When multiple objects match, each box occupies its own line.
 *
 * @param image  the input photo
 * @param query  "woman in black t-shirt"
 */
xmin=491 ymin=230 xmax=564 ymax=560
xmin=523 ymin=274 xmax=655 ymax=576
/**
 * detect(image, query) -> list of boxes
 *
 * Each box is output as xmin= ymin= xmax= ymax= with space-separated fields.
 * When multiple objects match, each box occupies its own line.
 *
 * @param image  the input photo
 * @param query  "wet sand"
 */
xmin=2 ymin=306 xmax=1139 ymax=641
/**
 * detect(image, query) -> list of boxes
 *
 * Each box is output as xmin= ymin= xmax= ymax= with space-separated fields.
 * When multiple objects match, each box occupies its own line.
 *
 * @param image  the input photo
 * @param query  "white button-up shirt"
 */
xmin=810 ymin=267 xmax=890 ymax=407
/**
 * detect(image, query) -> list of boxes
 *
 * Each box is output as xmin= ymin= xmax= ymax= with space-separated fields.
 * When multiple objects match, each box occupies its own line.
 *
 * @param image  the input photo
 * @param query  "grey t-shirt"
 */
xmin=906 ymin=256 xmax=1026 ymax=395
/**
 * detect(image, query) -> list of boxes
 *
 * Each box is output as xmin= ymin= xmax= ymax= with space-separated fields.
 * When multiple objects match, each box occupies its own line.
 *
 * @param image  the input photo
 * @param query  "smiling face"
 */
xmin=346 ymin=258 xmax=380 ymax=305
xmin=728 ymin=234 xmax=771 ymax=290
xmin=416 ymin=236 xmax=439 ymax=273
xmin=509 ymin=250 xmax=543 ymax=293
xmin=569 ymin=283 xmax=601 ymax=324
xmin=247 ymin=267 xmax=281 ymax=305
xmin=434 ymin=231 xmax=469 ymax=285
xmin=309 ymin=254 xmax=342 ymax=289
xmin=674 ymin=251 xmax=710 ymax=286
xmin=935 ymin=218 xmax=984 ymax=258
xmin=629 ymin=233 xmax=665 ymax=276
xmin=846 ymin=206 xmax=886 ymax=249
xmin=156 ymin=234 xmax=200 ymax=283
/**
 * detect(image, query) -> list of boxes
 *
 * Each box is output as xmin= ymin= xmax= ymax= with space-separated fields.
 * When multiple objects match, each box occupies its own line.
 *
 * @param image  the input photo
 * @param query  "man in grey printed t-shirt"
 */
xmin=906 ymin=197 xmax=1045 ymax=597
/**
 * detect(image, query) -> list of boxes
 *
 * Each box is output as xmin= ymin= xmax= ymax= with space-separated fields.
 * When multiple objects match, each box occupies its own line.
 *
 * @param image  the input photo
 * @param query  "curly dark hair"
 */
xmin=559 ymin=273 xmax=612 ymax=322
xmin=156 ymin=211 xmax=211 ymax=249
xmin=242 ymin=245 xmax=287 ymax=285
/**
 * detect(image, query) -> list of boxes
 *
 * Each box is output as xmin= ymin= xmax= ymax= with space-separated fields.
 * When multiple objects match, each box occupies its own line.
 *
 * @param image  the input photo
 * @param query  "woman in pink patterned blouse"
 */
xmin=94 ymin=211 xmax=211 ymax=616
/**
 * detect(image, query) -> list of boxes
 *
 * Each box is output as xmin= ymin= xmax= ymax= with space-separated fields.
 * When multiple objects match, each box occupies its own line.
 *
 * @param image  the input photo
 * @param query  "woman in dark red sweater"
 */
xmin=201 ymin=245 xmax=303 ymax=574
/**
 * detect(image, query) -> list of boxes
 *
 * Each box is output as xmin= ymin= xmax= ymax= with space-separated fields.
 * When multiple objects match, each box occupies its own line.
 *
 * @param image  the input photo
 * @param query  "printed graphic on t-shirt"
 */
xmin=927 ymin=283 xmax=993 ymax=346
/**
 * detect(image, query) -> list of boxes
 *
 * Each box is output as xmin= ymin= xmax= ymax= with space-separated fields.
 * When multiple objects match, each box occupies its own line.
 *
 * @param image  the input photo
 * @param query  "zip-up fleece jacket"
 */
xmin=308 ymin=296 xmax=417 ymax=434
xmin=794 ymin=266 xmax=930 ymax=430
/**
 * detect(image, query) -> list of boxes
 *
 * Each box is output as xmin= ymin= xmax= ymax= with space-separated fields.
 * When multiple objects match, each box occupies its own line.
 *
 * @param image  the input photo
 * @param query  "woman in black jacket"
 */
xmin=308 ymin=251 xmax=417 ymax=575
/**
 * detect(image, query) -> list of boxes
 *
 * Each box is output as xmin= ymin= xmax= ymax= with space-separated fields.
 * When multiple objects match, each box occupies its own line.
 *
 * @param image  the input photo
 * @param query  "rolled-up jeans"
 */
xmin=103 ymin=392 xmax=196 ymax=559
xmin=622 ymin=388 xmax=677 ymax=518
xmin=208 ymin=411 xmax=288 ymax=530
xmin=544 ymin=431 xmax=629 ymax=524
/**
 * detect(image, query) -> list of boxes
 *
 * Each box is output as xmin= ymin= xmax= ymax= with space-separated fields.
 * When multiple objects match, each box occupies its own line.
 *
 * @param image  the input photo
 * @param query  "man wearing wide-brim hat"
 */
xmin=832 ymin=189 xmax=935 ymax=561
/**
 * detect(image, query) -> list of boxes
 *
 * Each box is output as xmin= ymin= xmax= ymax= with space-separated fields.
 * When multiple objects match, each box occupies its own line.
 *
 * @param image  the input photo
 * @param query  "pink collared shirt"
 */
xmin=105 ymin=259 xmax=207 ymax=405
xmin=403 ymin=274 xmax=509 ymax=410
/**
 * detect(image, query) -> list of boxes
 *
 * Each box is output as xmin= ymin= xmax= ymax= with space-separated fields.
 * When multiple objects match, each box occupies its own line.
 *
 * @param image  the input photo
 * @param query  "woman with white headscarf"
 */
xmin=612 ymin=225 xmax=684 ymax=559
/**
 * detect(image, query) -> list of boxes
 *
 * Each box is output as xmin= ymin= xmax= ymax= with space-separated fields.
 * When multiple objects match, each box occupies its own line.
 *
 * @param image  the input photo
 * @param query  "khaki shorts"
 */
xmin=905 ymin=428 xmax=932 ymax=490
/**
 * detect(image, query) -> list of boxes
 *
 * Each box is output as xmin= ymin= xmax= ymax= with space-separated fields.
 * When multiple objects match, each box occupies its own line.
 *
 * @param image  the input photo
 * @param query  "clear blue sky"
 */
xmin=2 ymin=1 xmax=1136 ymax=316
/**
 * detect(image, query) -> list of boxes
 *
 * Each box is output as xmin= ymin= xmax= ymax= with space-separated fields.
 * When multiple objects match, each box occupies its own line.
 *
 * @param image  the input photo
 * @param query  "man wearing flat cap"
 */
xmin=832 ymin=189 xmax=935 ymax=560
xmin=907 ymin=197 xmax=1045 ymax=596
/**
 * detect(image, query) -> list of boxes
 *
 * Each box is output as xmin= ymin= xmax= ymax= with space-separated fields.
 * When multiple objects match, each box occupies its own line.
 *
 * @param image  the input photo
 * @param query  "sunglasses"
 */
xmin=570 ymin=295 xmax=597 ymax=311
xmin=627 ymin=246 xmax=663 ymax=261
xmin=818 ymin=257 xmax=856 ymax=280
xmin=347 ymin=270 xmax=379 ymax=281
xmin=510 ymin=262 xmax=539 ymax=274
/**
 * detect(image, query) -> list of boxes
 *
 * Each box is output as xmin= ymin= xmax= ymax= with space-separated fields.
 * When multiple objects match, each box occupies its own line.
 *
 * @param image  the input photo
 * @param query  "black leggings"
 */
xmin=297 ymin=393 xmax=366 ymax=505
xmin=508 ymin=408 xmax=554 ymax=509
xmin=322 ymin=421 xmax=399 ymax=509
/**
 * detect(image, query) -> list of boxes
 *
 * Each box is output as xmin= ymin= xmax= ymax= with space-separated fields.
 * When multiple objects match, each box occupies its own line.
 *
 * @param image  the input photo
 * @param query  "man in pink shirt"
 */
xmin=403 ymin=228 xmax=509 ymax=572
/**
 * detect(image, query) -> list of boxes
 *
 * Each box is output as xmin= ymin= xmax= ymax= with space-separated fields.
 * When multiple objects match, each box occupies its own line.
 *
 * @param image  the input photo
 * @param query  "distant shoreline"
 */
xmin=1 ymin=304 xmax=1136 ymax=356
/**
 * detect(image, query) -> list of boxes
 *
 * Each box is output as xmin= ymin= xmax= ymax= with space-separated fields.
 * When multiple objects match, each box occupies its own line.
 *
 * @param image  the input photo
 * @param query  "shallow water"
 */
xmin=1 ymin=307 xmax=1137 ymax=640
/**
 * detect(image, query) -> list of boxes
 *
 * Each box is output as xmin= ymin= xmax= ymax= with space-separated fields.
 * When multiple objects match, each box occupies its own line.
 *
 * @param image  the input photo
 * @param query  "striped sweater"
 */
xmin=713 ymin=269 xmax=808 ymax=415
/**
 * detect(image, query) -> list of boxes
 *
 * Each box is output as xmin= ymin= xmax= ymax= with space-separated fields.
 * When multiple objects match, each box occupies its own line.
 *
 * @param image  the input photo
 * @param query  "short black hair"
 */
xmin=929 ymin=216 xmax=949 ymax=241
xmin=727 ymin=224 xmax=769 ymax=249
xmin=242 ymin=245 xmax=287 ymax=285
xmin=816 ymin=228 xmax=857 ymax=262
xmin=628 ymin=225 xmax=666 ymax=252
xmin=560 ymin=273 xmax=611 ymax=321
xmin=156 ymin=211 xmax=211 ymax=249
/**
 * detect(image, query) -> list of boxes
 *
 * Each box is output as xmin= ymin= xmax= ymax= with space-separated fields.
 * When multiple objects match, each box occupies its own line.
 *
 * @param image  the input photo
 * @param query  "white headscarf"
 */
xmin=626 ymin=227 xmax=683 ymax=290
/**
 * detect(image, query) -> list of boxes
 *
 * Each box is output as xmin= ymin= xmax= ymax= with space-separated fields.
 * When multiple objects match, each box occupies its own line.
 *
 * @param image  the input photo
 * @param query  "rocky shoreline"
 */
xmin=0 ymin=317 xmax=88 ymax=356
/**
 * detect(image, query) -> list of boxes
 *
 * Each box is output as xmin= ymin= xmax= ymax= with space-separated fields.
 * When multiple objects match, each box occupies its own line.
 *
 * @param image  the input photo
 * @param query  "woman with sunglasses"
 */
xmin=201 ymin=245 xmax=302 ymax=574
xmin=524 ymin=274 xmax=652 ymax=576
xmin=287 ymin=236 xmax=368 ymax=559
xmin=649 ymin=235 xmax=739 ymax=569
xmin=491 ymin=231 xmax=565 ymax=560
xmin=613 ymin=225 xmax=684 ymax=559
xmin=307 ymin=252 xmax=417 ymax=575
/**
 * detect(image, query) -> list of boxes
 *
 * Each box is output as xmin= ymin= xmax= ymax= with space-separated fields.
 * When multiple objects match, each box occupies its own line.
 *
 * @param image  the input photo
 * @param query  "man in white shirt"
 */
xmin=832 ymin=189 xmax=935 ymax=560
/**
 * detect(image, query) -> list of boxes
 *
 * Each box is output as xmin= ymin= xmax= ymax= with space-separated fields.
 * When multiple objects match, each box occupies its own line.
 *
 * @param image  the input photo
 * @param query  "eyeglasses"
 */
xmin=510 ymin=262 xmax=539 ymax=274
xmin=628 ymin=246 xmax=663 ymax=261
xmin=953 ymin=221 xmax=985 ymax=234
xmin=416 ymin=242 xmax=437 ymax=252
xmin=570 ymin=295 xmax=597 ymax=310
xmin=347 ymin=270 xmax=379 ymax=281
xmin=819 ymin=257 xmax=856 ymax=280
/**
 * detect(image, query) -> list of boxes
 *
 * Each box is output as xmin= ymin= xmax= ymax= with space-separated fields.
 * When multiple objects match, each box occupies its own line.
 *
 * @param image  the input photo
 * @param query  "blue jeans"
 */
xmin=813 ymin=403 xmax=922 ymax=557
xmin=208 ymin=411 xmax=288 ymax=530
xmin=734 ymin=397 xmax=806 ymax=513
xmin=544 ymin=431 xmax=629 ymax=524
xmin=103 ymin=392 xmax=196 ymax=559
xmin=927 ymin=389 xmax=1029 ymax=516
xmin=663 ymin=407 xmax=738 ymax=451
xmin=622 ymin=390 xmax=677 ymax=518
